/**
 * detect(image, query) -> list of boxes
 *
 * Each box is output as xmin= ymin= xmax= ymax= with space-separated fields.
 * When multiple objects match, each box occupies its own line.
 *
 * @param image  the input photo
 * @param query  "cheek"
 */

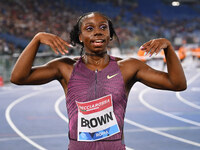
xmin=82 ymin=35 xmax=92 ymax=48
xmin=106 ymin=30 xmax=111 ymax=41
xmin=81 ymin=32 xmax=91 ymax=42
xmin=84 ymin=36 xmax=91 ymax=44
xmin=106 ymin=35 xmax=110 ymax=44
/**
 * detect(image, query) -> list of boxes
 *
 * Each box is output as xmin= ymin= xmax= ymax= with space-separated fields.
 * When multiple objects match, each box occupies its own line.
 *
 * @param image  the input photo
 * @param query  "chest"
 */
xmin=67 ymin=61 xmax=125 ymax=103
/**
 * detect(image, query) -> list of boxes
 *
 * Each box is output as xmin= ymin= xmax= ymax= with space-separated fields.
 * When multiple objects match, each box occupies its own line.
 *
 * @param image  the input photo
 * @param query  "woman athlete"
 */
xmin=10 ymin=12 xmax=187 ymax=150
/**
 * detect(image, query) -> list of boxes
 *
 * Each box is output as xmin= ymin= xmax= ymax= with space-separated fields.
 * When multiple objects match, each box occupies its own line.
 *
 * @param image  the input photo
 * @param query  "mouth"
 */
xmin=91 ymin=39 xmax=105 ymax=47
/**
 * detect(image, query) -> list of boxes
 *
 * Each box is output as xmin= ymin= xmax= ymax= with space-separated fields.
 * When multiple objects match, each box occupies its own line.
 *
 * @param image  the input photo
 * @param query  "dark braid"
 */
xmin=69 ymin=12 xmax=120 ymax=56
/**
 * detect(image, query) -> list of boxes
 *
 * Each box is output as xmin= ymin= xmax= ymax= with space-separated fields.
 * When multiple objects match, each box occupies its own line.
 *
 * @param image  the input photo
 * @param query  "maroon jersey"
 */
xmin=66 ymin=56 xmax=127 ymax=150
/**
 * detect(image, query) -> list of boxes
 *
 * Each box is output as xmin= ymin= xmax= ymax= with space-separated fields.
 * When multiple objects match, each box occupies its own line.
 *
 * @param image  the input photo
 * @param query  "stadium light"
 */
xmin=172 ymin=1 xmax=180 ymax=6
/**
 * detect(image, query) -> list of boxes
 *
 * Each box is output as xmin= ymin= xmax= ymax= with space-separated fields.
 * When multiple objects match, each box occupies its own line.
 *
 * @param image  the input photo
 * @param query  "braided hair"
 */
xmin=70 ymin=12 xmax=119 ymax=56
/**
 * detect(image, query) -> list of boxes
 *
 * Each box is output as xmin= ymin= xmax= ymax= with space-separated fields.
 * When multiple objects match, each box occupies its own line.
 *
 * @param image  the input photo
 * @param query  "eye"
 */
xmin=100 ymin=24 xmax=107 ymax=30
xmin=86 ymin=26 xmax=93 ymax=31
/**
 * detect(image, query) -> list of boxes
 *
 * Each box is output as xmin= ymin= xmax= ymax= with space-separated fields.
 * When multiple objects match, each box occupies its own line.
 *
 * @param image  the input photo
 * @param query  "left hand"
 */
xmin=35 ymin=32 xmax=73 ymax=55
xmin=140 ymin=38 xmax=171 ymax=57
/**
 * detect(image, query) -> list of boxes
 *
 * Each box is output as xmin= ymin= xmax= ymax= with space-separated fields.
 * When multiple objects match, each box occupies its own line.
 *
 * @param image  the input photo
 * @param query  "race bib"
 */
xmin=76 ymin=94 xmax=120 ymax=141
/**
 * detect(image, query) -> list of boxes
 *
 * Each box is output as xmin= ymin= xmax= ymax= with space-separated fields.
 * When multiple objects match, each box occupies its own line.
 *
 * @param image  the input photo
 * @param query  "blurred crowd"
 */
xmin=0 ymin=0 xmax=80 ymax=55
xmin=0 ymin=0 xmax=200 ymax=55
xmin=0 ymin=0 xmax=79 ymax=40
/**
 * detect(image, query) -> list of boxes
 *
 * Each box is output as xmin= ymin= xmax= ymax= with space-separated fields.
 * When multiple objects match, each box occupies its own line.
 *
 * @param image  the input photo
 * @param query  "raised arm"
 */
xmin=10 ymin=32 xmax=72 ymax=85
xmin=120 ymin=38 xmax=187 ymax=92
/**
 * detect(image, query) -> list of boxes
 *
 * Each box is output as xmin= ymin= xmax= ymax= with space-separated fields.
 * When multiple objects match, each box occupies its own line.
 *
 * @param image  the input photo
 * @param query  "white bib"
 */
xmin=76 ymin=94 xmax=120 ymax=141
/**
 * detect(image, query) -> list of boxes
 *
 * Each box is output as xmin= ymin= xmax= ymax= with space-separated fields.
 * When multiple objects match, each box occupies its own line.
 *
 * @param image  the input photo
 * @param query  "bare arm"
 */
xmin=10 ymin=32 xmax=72 ymax=85
xmin=120 ymin=38 xmax=187 ymax=92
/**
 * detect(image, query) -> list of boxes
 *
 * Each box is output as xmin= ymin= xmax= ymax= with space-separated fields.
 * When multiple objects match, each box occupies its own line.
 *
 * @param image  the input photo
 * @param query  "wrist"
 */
xmin=33 ymin=32 xmax=44 ymax=43
xmin=164 ymin=39 xmax=173 ymax=51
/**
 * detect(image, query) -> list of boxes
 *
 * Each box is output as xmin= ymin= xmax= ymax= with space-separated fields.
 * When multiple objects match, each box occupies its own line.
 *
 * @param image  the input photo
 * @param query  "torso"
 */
xmin=66 ymin=56 xmax=128 ymax=141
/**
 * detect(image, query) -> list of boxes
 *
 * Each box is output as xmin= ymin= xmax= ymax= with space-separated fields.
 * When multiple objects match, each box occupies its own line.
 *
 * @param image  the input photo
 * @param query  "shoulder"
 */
xmin=112 ymin=56 xmax=123 ymax=62
xmin=110 ymin=55 xmax=145 ymax=72
xmin=47 ymin=56 xmax=78 ymax=67
xmin=117 ymin=57 xmax=143 ymax=68
xmin=110 ymin=55 xmax=142 ymax=65
xmin=45 ymin=56 xmax=78 ymax=76
xmin=117 ymin=57 xmax=147 ymax=82
xmin=46 ymin=56 xmax=79 ymax=84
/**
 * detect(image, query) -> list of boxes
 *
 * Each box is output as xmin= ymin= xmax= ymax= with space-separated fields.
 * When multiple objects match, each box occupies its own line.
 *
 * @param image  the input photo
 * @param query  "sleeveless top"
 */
xmin=66 ymin=56 xmax=127 ymax=149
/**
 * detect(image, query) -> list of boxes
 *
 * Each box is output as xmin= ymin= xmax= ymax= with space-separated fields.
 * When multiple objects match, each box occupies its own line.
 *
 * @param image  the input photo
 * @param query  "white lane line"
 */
xmin=54 ymin=96 xmax=135 ymax=150
xmin=124 ymin=118 xmax=200 ymax=147
xmin=0 ymin=133 xmax=67 ymax=142
xmin=191 ymin=87 xmax=200 ymax=92
xmin=176 ymin=93 xmax=200 ymax=110
xmin=140 ymin=88 xmax=200 ymax=127
xmin=54 ymin=95 xmax=68 ymax=123
xmin=5 ymin=87 xmax=59 ymax=150
xmin=138 ymin=88 xmax=200 ymax=147
xmin=124 ymin=126 xmax=200 ymax=133
xmin=176 ymin=72 xmax=200 ymax=110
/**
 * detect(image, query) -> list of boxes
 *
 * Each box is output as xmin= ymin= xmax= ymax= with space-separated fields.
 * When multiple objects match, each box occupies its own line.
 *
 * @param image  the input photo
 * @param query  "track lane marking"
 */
xmin=5 ymin=87 xmax=59 ymax=150
xmin=138 ymin=88 xmax=200 ymax=147
xmin=176 ymin=72 xmax=200 ymax=110
xmin=0 ymin=133 xmax=67 ymax=142
xmin=54 ymin=95 xmax=69 ymax=123
xmin=124 ymin=118 xmax=200 ymax=147
xmin=140 ymin=88 xmax=200 ymax=127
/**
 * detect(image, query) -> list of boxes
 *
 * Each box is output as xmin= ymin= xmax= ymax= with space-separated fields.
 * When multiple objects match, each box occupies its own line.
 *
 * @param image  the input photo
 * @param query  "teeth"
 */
xmin=94 ymin=40 xmax=103 ymax=43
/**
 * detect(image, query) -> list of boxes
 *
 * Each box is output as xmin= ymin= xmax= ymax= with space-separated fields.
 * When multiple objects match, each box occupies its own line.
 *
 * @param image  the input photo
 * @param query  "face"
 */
xmin=79 ymin=13 xmax=110 ymax=53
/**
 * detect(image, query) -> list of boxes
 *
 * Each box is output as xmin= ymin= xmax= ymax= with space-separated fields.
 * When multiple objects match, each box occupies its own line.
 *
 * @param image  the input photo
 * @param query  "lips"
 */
xmin=91 ymin=39 xmax=105 ymax=47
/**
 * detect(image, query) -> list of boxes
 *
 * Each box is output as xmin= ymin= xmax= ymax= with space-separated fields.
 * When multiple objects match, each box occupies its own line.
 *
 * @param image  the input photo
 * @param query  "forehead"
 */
xmin=81 ymin=13 xmax=108 ymax=25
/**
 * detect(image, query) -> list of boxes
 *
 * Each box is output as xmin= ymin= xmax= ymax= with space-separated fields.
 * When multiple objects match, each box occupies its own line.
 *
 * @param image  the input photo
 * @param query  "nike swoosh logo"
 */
xmin=107 ymin=73 xmax=119 ymax=79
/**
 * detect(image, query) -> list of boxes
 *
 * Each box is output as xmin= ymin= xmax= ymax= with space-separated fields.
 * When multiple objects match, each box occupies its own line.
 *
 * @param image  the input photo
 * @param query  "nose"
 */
xmin=94 ymin=28 xmax=103 ymax=36
xmin=94 ymin=33 xmax=103 ymax=36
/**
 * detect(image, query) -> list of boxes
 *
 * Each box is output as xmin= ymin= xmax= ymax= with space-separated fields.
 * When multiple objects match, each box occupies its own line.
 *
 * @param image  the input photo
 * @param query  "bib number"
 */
xmin=76 ymin=95 xmax=120 ymax=141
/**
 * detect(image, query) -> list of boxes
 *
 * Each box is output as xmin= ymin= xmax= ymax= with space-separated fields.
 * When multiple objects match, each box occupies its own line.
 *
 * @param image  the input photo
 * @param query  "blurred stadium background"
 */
xmin=0 ymin=1 xmax=200 ymax=150
xmin=0 ymin=0 xmax=200 ymax=83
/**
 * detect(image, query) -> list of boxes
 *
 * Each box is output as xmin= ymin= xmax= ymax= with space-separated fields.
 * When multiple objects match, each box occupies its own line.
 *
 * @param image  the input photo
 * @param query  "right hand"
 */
xmin=35 ymin=32 xmax=73 ymax=55
xmin=140 ymin=38 xmax=171 ymax=57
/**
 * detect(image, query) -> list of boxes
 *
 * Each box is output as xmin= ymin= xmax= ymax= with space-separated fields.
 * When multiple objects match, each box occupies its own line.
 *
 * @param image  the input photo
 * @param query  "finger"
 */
xmin=148 ymin=44 xmax=159 ymax=57
xmin=59 ymin=38 xmax=73 ymax=48
xmin=147 ymin=40 xmax=159 ymax=55
xmin=56 ymin=38 xmax=69 ymax=53
xmin=152 ymin=40 xmax=167 ymax=55
xmin=53 ymin=40 xmax=65 ymax=55
xmin=58 ymin=39 xmax=73 ymax=55
xmin=144 ymin=49 xmax=151 ymax=56
xmin=49 ymin=43 xmax=59 ymax=55
xmin=140 ymin=40 xmax=154 ymax=56
xmin=154 ymin=46 xmax=163 ymax=55
xmin=143 ymin=40 xmax=152 ymax=48
xmin=140 ymin=40 xmax=152 ymax=50
xmin=143 ymin=42 xmax=156 ymax=55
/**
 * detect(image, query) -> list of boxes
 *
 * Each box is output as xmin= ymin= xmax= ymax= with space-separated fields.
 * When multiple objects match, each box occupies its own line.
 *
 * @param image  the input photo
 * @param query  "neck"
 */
xmin=85 ymin=51 xmax=107 ymax=57
xmin=82 ymin=53 xmax=109 ymax=67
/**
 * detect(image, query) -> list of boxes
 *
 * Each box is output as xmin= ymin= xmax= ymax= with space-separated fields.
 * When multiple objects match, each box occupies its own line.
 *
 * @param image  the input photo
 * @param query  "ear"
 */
xmin=79 ymin=34 xmax=83 ymax=43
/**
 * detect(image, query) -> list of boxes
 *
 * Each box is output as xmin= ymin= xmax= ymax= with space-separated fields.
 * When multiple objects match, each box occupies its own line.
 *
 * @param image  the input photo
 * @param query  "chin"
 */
xmin=94 ymin=49 xmax=107 ymax=54
xmin=87 ymin=46 xmax=104 ymax=51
